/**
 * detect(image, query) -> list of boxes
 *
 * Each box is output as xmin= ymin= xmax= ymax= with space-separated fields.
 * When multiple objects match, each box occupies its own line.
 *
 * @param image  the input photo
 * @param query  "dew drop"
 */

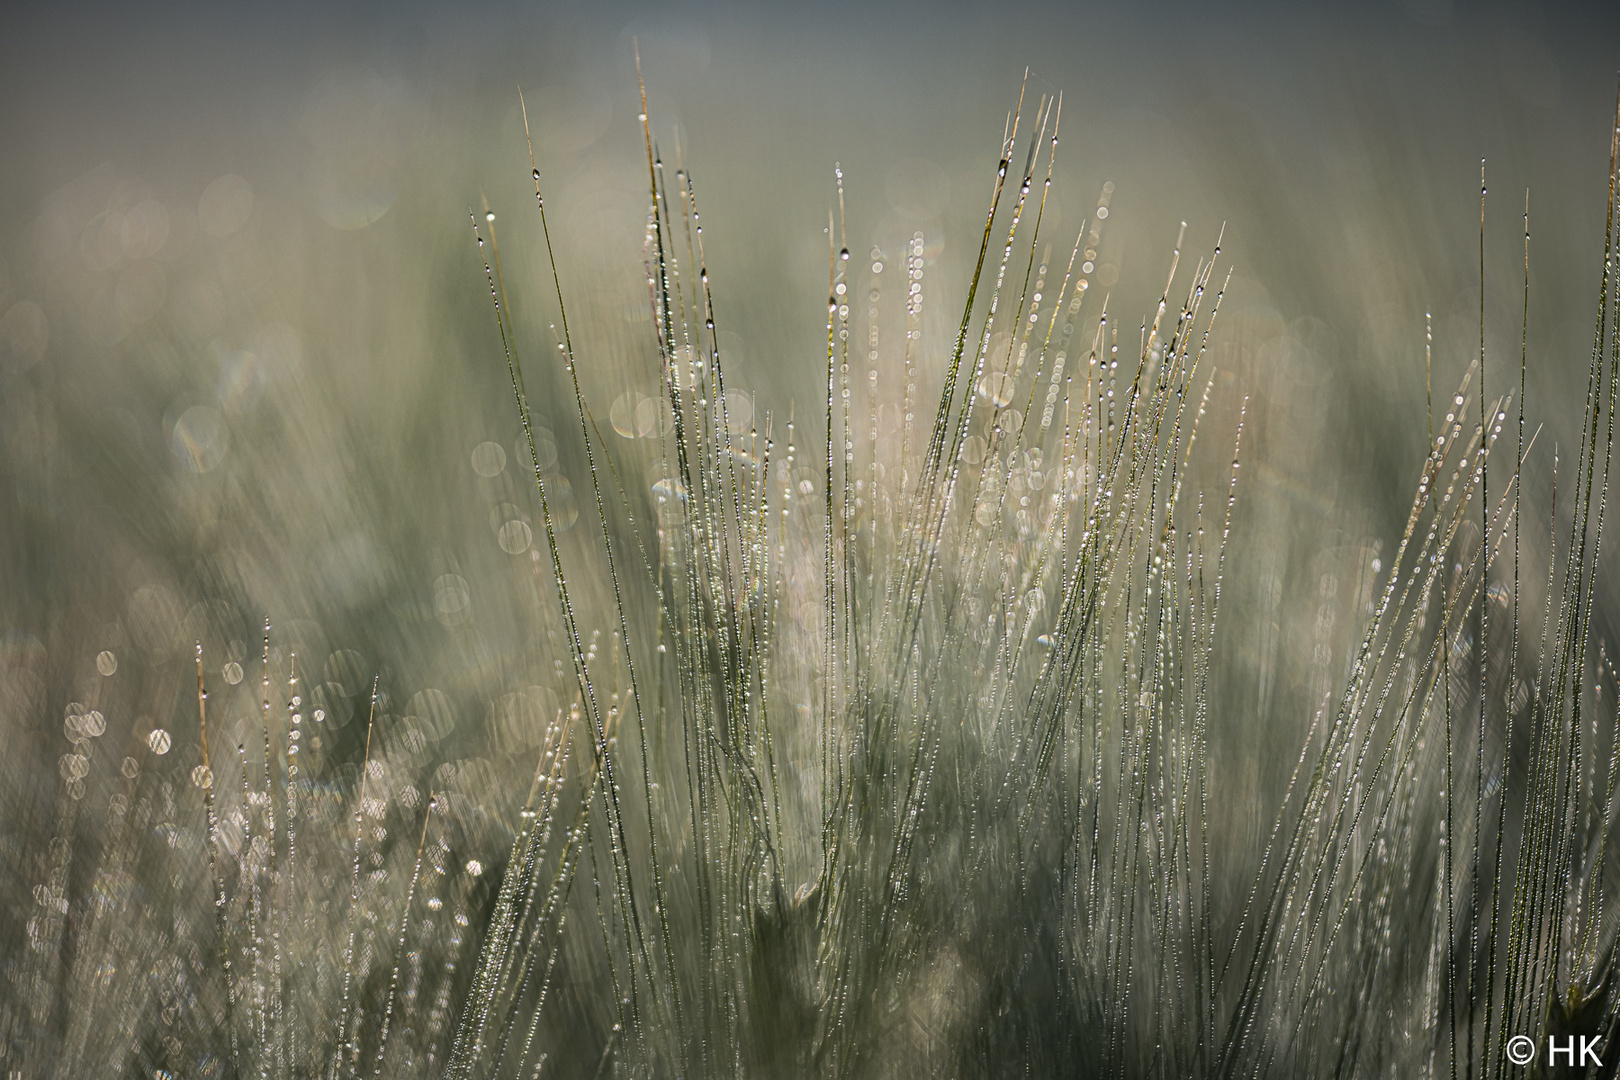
xmin=499 ymin=520 xmax=534 ymax=555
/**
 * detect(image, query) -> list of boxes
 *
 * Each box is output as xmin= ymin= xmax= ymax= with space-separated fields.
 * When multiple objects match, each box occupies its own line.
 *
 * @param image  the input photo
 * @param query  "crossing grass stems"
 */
xmin=12 ymin=73 xmax=1620 ymax=1080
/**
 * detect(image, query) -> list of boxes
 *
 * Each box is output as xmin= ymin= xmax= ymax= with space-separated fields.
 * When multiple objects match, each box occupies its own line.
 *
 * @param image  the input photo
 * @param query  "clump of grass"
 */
xmin=8 ymin=71 xmax=1620 ymax=1080
xmin=440 ymin=74 xmax=1620 ymax=1078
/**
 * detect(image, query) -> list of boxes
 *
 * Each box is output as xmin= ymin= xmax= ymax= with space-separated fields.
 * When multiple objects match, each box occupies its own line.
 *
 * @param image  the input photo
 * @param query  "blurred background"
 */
xmin=2 ymin=0 xmax=1619 ymax=1059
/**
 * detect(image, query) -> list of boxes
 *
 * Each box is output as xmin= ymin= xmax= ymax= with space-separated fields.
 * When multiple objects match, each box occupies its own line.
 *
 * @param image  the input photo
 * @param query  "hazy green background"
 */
xmin=2 ymin=0 xmax=1619 ymax=917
